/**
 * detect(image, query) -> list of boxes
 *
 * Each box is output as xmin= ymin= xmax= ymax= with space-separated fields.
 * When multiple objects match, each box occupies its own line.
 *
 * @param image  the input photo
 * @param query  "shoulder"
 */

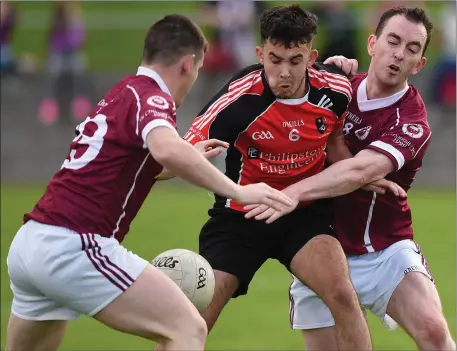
xmin=200 ymin=64 xmax=265 ymax=118
xmin=126 ymin=76 xmax=174 ymax=110
xmin=226 ymin=64 xmax=264 ymax=93
xmin=396 ymin=86 xmax=428 ymax=125
xmin=308 ymin=63 xmax=352 ymax=117
xmin=308 ymin=63 xmax=352 ymax=101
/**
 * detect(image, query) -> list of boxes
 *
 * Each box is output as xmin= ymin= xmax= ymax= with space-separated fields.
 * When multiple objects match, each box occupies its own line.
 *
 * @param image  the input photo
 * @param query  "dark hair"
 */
xmin=375 ymin=7 xmax=433 ymax=56
xmin=260 ymin=5 xmax=318 ymax=48
xmin=142 ymin=14 xmax=208 ymax=66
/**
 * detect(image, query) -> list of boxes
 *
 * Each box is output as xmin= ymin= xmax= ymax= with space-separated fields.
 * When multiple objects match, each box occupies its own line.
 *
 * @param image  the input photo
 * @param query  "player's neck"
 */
xmin=141 ymin=63 xmax=180 ymax=101
xmin=290 ymin=76 xmax=309 ymax=99
xmin=366 ymin=69 xmax=408 ymax=100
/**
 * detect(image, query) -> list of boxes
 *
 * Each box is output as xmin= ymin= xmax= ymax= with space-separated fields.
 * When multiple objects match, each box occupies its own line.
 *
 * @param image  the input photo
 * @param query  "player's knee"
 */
xmin=173 ymin=313 xmax=207 ymax=344
xmin=323 ymin=278 xmax=358 ymax=311
xmin=415 ymin=311 xmax=450 ymax=348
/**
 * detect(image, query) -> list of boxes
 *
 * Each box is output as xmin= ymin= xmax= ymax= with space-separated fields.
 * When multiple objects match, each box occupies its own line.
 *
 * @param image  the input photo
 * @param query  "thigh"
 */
xmin=199 ymin=211 xmax=271 ymax=297
xmin=6 ymin=314 xmax=68 ymax=351
xmin=385 ymin=245 xmax=442 ymax=334
xmin=302 ymin=327 xmax=338 ymax=351
xmin=94 ymin=264 xmax=202 ymax=343
xmin=359 ymin=240 xmax=434 ymax=327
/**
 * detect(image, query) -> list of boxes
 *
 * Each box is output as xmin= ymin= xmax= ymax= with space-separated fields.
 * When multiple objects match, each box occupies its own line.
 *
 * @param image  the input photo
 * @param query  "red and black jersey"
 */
xmin=184 ymin=63 xmax=352 ymax=212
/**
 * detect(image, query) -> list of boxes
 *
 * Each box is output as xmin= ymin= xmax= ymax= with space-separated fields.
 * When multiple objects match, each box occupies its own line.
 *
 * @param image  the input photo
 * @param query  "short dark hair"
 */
xmin=260 ymin=5 xmax=318 ymax=48
xmin=142 ymin=14 xmax=208 ymax=66
xmin=375 ymin=7 xmax=433 ymax=56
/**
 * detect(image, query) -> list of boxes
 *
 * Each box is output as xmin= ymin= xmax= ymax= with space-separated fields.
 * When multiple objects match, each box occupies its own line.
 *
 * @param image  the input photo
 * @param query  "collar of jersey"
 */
xmin=136 ymin=66 xmax=172 ymax=96
xmin=357 ymin=76 xmax=409 ymax=112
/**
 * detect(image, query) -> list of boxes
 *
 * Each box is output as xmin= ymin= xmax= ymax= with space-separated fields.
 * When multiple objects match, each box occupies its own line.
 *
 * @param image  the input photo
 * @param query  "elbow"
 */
xmin=153 ymin=148 xmax=174 ymax=166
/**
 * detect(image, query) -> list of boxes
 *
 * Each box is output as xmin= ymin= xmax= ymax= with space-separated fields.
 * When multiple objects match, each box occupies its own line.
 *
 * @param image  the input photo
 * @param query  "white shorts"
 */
xmin=290 ymin=239 xmax=433 ymax=331
xmin=6 ymin=220 xmax=148 ymax=321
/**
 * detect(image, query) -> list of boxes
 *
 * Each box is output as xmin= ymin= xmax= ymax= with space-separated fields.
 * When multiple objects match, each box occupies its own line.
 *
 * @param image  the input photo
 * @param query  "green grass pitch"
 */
xmin=1 ymin=184 xmax=455 ymax=349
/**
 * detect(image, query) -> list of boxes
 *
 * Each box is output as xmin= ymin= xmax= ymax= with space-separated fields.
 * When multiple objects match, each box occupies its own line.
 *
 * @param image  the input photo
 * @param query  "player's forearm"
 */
xmin=289 ymin=157 xmax=381 ymax=201
xmin=151 ymin=137 xmax=240 ymax=199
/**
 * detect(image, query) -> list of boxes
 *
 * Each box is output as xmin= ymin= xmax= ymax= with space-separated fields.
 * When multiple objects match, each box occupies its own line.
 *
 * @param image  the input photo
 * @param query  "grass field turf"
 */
xmin=1 ymin=184 xmax=455 ymax=350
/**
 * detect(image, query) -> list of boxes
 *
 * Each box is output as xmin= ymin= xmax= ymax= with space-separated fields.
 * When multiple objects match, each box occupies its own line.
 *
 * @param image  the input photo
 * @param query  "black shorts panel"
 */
xmin=274 ymin=200 xmax=335 ymax=270
xmin=199 ymin=210 xmax=275 ymax=297
xmin=199 ymin=200 xmax=335 ymax=298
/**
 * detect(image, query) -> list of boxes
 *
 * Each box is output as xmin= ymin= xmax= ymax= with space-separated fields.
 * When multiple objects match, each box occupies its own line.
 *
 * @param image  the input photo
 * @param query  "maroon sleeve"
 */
xmin=366 ymin=106 xmax=431 ymax=171
xmin=126 ymin=86 xmax=178 ymax=147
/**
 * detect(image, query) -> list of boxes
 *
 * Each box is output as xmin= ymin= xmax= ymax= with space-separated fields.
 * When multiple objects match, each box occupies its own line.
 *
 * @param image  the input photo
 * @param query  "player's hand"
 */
xmin=362 ymin=179 xmax=407 ymax=198
xmin=194 ymin=139 xmax=229 ymax=160
xmin=324 ymin=55 xmax=358 ymax=79
xmin=243 ymin=186 xmax=300 ymax=224
xmin=235 ymin=183 xmax=294 ymax=211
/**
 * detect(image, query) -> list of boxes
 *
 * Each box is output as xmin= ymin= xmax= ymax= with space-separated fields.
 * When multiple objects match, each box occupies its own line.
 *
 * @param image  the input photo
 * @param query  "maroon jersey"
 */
xmin=25 ymin=67 xmax=178 ymax=242
xmin=335 ymin=74 xmax=431 ymax=255
xmin=184 ymin=63 xmax=351 ymax=212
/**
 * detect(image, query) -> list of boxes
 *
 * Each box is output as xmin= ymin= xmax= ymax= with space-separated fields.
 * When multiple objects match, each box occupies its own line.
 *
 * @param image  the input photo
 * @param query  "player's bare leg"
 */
xmin=95 ymin=264 xmax=207 ymax=350
xmin=154 ymin=270 xmax=238 ymax=351
xmin=199 ymin=270 xmax=238 ymax=332
xmin=301 ymin=307 xmax=368 ymax=350
xmin=290 ymin=234 xmax=372 ymax=351
xmin=5 ymin=315 xmax=68 ymax=351
xmin=387 ymin=272 xmax=455 ymax=351
xmin=301 ymin=327 xmax=337 ymax=351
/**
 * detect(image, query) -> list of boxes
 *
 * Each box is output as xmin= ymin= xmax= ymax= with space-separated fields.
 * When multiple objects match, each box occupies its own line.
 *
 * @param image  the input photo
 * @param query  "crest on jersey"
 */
xmin=315 ymin=118 xmax=327 ymax=134
xmin=402 ymin=124 xmax=423 ymax=139
xmin=354 ymin=126 xmax=372 ymax=140
xmin=147 ymin=95 xmax=169 ymax=110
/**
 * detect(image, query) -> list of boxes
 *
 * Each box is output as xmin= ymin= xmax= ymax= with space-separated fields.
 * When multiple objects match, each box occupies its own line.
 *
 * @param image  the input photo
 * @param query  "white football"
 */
xmin=151 ymin=248 xmax=215 ymax=311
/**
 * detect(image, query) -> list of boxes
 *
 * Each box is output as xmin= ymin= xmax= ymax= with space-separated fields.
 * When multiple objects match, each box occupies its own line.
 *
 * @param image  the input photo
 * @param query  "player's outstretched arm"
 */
xmin=244 ymin=149 xmax=405 ymax=223
xmin=289 ymin=149 xmax=406 ymax=202
xmin=155 ymin=139 xmax=229 ymax=181
xmin=147 ymin=127 xmax=293 ymax=209
xmin=327 ymin=130 xmax=402 ymax=195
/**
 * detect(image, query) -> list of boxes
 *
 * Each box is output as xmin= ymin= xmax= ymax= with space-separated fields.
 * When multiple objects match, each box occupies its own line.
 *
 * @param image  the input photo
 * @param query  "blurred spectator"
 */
xmin=311 ymin=2 xmax=358 ymax=62
xmin=196 ymin=1 xmax=264 ymax=108
xmin=431 ymin=2 xmax=456 ymax=108
xmin=199 ymin=1 xmax=264 ymax=73
xmin=38 ymin=1 xmax=91 ymax=126
xmin=0 ymin=1 xmax=17 ymax=75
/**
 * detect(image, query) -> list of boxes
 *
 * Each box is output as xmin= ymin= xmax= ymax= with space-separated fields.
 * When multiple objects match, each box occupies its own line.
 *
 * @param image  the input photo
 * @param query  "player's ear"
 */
xmin=411 ymin=56 xmax=427 ymax=75
xmin=256 ymin=46 xmax=264 ymax=65
xmin=367 ymin=34 xmax=376 ymax=57
xmin=307 ymin=49 xmax=318 ymax=68
xmin=181 ymin=54 xmax=195 ymax=75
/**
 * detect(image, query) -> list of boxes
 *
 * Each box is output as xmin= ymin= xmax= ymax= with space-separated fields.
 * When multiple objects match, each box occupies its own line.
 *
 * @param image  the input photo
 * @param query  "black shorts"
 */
xmin=199 ymin=200 xmax=335 ymax=298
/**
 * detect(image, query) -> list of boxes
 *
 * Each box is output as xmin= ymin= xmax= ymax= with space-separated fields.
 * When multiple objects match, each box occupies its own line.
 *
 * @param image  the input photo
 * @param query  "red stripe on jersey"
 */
xmin=308 ymin=72 xmax=352 ymax=100
xmin=185 ymin=71 xmax=262 ymax=143
xmin=308 ymin=68 xmax=352 ymax=100
xmin=187 ymin=70 xmax=261 ymax=131
xmin=194 ymin=72 xmax=262 ymax=131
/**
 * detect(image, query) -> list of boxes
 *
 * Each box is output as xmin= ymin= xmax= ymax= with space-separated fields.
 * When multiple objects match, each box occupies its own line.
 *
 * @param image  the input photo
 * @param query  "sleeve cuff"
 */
xmin=368 ymin=140 xmax=405 ymax=170
xmin=142 ymin=119 xmax=178 ymax=147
